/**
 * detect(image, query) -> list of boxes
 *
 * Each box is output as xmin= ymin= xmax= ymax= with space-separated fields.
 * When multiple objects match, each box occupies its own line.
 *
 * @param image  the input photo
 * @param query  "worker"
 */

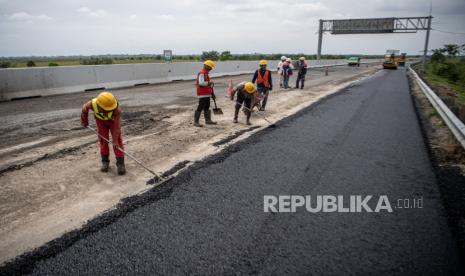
xmin=251 ymin=59 xmax=272 ymax=111
xmin=80 ymin=91 xmax=126 ymax=175
xmin=295 ymin=56 xmax=308 ymax=89
xmin=286 ymin=57 xmax=294 ymax=70
xmin=195 ymin=60 xmax=217 ymax=127
xmin=277 ymin=56 xmax=287 ymax=88
xmin=281 ymin=59 xmax=293 ymax=89
xmin=230 ymin=81 xmax=256 ymax=125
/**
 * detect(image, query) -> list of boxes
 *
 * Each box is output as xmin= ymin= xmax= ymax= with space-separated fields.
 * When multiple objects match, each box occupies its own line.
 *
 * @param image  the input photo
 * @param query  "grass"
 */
xmin=427 ymin=109 xmax=438 ymax=118
xmin=423 ymin=60 xmax=465 ymax=105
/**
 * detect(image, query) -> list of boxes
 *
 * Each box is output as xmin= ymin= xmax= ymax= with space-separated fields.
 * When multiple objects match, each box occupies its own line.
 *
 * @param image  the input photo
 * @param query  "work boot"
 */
xmin=101 ymin=155 xmax=110 ymax=172
xmin=116 ymin=157 xmax=126 ymax=175
xmin=194 ymin=111 xmax=203 ymax=127
xmin=233 ymin=109 xmax=239 ymax=123
xmin=204 ymin=110 xmax=217 ymax=125
xmin=246 ymin=110 xmax=252 ymax=125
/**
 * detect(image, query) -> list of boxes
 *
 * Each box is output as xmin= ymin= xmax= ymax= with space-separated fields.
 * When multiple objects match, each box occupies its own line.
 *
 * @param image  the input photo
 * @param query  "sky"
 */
xmin=0 ymin=0 xmax=464 ymax=57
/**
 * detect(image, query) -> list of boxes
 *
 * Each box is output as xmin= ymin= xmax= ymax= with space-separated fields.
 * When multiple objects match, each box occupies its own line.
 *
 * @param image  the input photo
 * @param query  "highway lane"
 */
xmin=10 ymin=68 xmax=462 ymax=275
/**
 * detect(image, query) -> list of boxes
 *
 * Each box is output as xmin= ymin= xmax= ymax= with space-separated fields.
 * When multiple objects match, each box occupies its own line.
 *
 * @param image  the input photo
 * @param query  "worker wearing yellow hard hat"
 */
xmin=230 ymin=81 xmax=256 ymax=125
xmin=80 ymin=91 xmax=126 ymax=175
xmin=252 ymin=59 xmax=272 ymax=111
xmin=194 ymin=60 xmax=217 ymax=127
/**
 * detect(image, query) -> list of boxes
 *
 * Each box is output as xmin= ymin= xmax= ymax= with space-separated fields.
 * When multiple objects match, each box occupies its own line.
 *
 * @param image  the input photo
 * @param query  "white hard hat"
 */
xmin=281 ymin=56 xmax=286 ymax=61
xmin=286 ymin=58 xmax=292 ymax=62
xmin=299 ymin=56 xmax=305 ymax=61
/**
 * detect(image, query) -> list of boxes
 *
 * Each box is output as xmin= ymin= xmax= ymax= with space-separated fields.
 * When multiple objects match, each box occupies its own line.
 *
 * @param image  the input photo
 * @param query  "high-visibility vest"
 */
xmin=196 ymin=68 xmax=213 ymax=96
xmin=92 ymin=98 xmax=113 ymax=120
xmin=257 ymin=70 xmax=270 ymax=87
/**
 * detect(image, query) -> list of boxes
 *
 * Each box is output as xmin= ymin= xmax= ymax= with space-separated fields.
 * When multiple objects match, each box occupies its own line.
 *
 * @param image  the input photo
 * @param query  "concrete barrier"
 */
xmin=0 ymin=59 xmax=380 ymax=101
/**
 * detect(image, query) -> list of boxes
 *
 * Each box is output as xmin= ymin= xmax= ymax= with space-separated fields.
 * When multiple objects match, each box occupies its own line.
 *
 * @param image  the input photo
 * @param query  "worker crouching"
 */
xmin=231 ymin=82 xmax=256 ymax=125
xmin=195 ymin=60 xmax=217 ymax=127
xmin=81 ymin=91 xmax=126 ymax=175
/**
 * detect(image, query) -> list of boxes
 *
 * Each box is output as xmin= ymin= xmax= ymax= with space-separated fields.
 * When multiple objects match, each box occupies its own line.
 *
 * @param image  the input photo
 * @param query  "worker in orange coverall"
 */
xmin=80 ymin=91 xmax=126 ymax=175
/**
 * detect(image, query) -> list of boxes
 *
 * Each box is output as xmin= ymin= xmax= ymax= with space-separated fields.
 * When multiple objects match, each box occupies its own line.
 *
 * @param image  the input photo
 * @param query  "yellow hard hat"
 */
xmin=204 ymin=60 xmax=215 ymax=69
xmin=259 ymin=59 xmax=267 ymax=66
xmin=96 ymin=91 xmax=117 ymax=111
xmin=244 ymin=82 xmax=256 ymax=94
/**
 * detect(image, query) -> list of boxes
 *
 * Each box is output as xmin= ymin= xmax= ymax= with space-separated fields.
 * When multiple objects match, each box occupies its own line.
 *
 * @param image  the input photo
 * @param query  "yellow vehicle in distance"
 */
xmin=383 ymin=50 xmax=400 ymax=70
xmin=398 ymin=53 xmax=406 ymax=66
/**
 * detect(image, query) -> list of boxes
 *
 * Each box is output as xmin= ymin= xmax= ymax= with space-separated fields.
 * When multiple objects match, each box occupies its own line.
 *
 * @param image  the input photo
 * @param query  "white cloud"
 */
xmin=76 ymin=7 xmax=90 ymax=13
xmin=9 ymin=11 xmax=52 ymax=21
xmin=153 ymin=14 xmax=174 ymax=20
xmin=76 ymin=7 xmax=108 ymax=18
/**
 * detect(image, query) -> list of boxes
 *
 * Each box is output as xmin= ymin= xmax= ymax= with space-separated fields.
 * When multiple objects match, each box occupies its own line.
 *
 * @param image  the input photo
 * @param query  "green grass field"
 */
xmin=424 ymin=60 xmax=465 ymax=105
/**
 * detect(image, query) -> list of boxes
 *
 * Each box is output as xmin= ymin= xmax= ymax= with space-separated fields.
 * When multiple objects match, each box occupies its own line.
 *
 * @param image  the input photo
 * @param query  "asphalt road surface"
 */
xmin=9 ymin=68 xmax=463 ymax=275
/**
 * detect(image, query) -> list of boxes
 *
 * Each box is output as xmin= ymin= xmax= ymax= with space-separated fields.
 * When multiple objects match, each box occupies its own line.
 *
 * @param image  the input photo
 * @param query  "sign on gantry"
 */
xmin=316 ymin=16 xmax=432 ymax=70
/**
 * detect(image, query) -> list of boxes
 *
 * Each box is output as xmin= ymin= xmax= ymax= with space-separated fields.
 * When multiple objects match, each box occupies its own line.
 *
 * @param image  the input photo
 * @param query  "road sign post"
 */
xmin=163 ymin=50 xmax=172 ymax=62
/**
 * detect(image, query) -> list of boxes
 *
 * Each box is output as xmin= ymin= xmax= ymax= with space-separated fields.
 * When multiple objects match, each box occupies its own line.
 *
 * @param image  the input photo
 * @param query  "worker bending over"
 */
xmin=195 ymin=60 xmax=217 ymax=127
xmin=230 ymin=82 xmax=256 ymax=125
xmin=81 ymin=91 xmax=126 ymax=175
xmin=252 ymin=60 xmax=273 ymax=111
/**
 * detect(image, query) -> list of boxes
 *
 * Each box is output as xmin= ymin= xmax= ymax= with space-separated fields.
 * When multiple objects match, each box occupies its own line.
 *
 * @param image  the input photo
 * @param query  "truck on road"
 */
xmin=383 ymin=50 xmax=400 ymax=70
xmin=347 ymin=56 xmax=361 ymax=67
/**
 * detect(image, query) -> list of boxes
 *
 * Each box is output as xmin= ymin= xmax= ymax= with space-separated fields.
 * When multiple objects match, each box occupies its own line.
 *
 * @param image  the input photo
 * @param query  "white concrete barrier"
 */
xmin=0 ymin=59 xmax=380 ymax=101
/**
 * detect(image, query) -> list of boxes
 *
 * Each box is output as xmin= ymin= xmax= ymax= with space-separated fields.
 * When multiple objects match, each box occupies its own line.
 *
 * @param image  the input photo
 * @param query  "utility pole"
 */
xmin=317 ymin=19 xmax=323 ymax=60
xmin=422 ymin=16 xmax=432 ymax=71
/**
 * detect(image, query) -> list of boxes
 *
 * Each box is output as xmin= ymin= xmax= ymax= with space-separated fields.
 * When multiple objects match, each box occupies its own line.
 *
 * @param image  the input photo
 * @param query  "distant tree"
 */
xmin=220 ymin=51 xmax=233 ymax=61
xmin=431 ymin=49 xmax=446 ymax=63
xmin=26 ymin=60 xmax=36 ymax=67
xmin=48 ymin=62 xmax=59 ymax=66
xmin=443 ymin=44 xmax=460 ymax=57
xmin=201 ymin=51 xmax=220 ymax=61
xmin=0 ymin=61 xmax=11 ymax=68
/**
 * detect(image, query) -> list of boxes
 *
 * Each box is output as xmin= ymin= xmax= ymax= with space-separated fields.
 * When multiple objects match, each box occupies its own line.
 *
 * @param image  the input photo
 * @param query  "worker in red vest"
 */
xmin=195 ymin=60 xmax=217 ymax=127
xmin=251 ymin=60 xmax=273 ymax=111
xmin=80 ymin=91 xmax=126 ymax=175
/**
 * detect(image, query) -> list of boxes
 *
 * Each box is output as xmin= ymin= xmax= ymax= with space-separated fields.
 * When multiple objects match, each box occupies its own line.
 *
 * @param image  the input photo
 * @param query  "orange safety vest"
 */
xmin=257 ymin=70 xmax=270 ymax=87
xmin=196 ymin=68 xmax=213 ymax=96
xmin=92 ymin=98 xmax=113 ymax=120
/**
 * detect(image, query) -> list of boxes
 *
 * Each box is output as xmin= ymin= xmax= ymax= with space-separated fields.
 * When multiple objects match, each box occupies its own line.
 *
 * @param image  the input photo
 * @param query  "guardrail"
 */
xmin=408 ymin=65 xmax=465 ymax=149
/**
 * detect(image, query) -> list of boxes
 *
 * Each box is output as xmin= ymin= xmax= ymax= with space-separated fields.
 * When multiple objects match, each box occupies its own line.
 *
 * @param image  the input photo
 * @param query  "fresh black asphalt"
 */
xmin=4 ymin=68 xmax=463 ymax=275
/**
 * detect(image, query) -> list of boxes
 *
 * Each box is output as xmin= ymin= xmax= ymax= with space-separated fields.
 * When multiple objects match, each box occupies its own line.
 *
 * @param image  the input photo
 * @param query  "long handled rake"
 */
xmin=86 ymin=126 xmax=172 ymax=185
xmin=234 ymin=101 xmax=276 ymax=127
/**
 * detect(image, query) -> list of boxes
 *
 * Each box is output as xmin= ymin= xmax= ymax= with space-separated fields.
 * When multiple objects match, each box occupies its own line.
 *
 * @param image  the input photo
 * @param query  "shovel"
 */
xmin=211 ymin=90 xmax=223 ymax=115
